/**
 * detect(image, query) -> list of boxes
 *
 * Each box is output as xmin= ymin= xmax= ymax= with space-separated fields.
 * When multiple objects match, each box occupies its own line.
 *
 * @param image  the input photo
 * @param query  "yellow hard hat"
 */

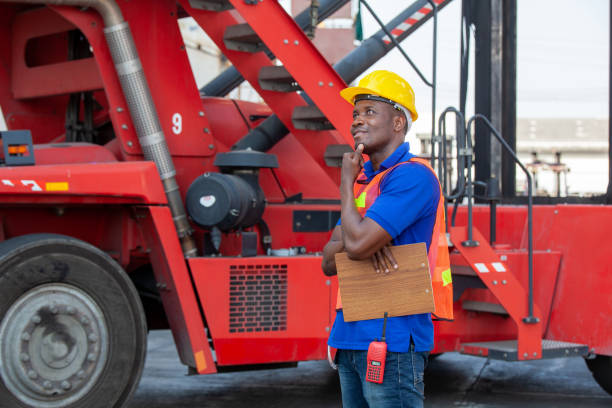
xmin=340 ymin=70 xmax=418 ymax=121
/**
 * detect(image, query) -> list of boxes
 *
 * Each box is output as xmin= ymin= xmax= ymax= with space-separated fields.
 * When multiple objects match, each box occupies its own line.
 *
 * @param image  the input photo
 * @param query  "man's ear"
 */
xmin=393 ymin=114 xmax=406 ymax=133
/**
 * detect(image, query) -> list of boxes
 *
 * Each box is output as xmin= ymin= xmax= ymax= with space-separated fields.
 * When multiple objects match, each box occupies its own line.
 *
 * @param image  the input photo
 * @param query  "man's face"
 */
xmin=351 ymin=99 xmax=398 ymax=154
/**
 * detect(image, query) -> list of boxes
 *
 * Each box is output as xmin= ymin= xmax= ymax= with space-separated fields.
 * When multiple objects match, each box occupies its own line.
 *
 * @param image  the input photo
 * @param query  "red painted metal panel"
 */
xmin=143 ymin=206 xmax=216 ymax=374
xmin=0 ymin=161 xmax=167 ymax=204
xmin=54 ymin=1 xmax=215 ymax=158
xmin=33 ymin=143 xmax=118 ymax=164
xmin=11 ymin=7 xmax=103 ymax=99
xmin=533 ymin=205 xmax=612 ymax=355
xmin=189 ymin=256 xmax=333 ymax=366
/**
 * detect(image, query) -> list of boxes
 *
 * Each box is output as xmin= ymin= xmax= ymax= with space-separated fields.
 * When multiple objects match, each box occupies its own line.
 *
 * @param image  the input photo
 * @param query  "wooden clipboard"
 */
xmin=335 ymin=243 xmax=435 ymax=322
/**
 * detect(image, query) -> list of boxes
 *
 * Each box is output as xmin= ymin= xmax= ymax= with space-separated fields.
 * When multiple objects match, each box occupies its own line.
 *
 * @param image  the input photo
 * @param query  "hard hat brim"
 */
xmin=340 ymin=86 xmax=418 ymax=121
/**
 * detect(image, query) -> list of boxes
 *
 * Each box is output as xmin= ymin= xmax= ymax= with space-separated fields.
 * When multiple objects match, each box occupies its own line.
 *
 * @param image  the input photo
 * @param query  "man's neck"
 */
xmin=370 ymin=140 xmax=403 ymax=171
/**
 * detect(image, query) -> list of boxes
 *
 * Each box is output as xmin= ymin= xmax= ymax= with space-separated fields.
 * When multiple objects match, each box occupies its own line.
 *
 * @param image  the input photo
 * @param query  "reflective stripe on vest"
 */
xmin=335 ymin=157 xmax=454 ymax=320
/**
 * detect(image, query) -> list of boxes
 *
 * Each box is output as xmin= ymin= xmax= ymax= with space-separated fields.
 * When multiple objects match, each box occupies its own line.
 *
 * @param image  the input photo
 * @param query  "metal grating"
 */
xmin=229 ymin=264 xmax=287 ymax=333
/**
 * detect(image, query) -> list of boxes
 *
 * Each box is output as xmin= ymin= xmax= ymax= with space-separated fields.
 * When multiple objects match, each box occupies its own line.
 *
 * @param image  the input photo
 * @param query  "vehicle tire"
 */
xmin=585 ymin=355 xmax=612 ymax=395
xmin=0 ymin=234 xmax=147 ymax=408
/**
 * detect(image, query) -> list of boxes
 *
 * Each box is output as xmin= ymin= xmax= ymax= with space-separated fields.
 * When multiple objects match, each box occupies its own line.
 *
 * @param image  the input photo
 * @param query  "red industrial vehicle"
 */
xmin=0 ymin=0 xmax=609 ymax=407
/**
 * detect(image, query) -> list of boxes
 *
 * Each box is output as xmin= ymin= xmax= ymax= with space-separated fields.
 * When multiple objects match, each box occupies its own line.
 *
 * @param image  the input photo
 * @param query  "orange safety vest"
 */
xmin=335 ymin=157 xmax=454 ymax=320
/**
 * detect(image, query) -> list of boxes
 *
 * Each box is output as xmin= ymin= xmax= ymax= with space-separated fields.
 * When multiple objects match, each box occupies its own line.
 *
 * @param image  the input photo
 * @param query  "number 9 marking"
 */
xmin=172 ymin=113 xmax=182 ymax=135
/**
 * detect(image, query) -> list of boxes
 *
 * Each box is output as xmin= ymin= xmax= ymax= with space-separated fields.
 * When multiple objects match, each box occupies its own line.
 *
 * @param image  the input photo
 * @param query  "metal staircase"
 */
xmin=435 ymin=111 xmax=589 ymax=361
xmin=178 ymin=0 xmax=451 ymax=185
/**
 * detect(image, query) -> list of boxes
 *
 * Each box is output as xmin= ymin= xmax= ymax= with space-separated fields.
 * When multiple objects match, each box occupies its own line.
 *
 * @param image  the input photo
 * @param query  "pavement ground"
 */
xmin=129 ymin=330 xmax=612 ymax=408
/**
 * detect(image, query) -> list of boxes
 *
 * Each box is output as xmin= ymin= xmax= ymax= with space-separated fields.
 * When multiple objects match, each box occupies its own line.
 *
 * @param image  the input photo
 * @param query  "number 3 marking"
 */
xmin=172 ymin=113 xmax=182 ymax=135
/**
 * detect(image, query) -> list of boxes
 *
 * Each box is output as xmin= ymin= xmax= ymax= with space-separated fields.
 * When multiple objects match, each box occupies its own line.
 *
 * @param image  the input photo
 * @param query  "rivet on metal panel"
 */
xmin=546 ymin=249 xmax=551 ymax=253
xmin=503 ymin=353 xmax=508 ymax=359
xmin=325 ymin=326 xmax=329 ymax=332
xmin=199 ymin=111 xmax=205 ymax=117
xmin=492 ymin=280 xmax=498 ymax=285
xmin=326 ymin=280 xmax=331 ymax=286
xmin=533 ymin=352 xmax=537 ymax=357
xmin=502 ymin=280 xmax=507 ymax=285
xmin=328 ymin=82 xmax=333 ymax=87
xmin=523 ymin=352 xmax=528 ymax=358
xmin=121 ymin=124 xmax=128 ymax=130
xmin=294 ymin=40 xmax=299 ymax=45
xmin=127 ymin=141 xmax=133 ymax=147
xmin=554 ymin=210 xmax=558 ymax=214
xmin=500 ymin=255 xmax=507 ymax=261
xmin=283 ymin=39 xmax=289 ymax=44
xmin=208 ymin=144 xmax=215 ymax=149
xmin=116 ymin=107 xmax=124 ymax=112
xmin=318 ymin=81 xmax=324 ymax=86
xmin=204 ymin=128 xmax=210 ymax=134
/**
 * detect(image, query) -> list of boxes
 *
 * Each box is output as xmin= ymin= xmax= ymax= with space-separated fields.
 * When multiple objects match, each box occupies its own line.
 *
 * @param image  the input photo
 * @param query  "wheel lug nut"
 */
xmin=50 ymin=307 xmax=58 ymax=314
xmin=77 ymin=370 xmax=86 ymax=379
xmin=31 ymin=315 xmax=41 ymax=324
xmin=20 ymin=353 xmax=30 ymax=362
xmin=21 ymin=333 xmax=31 ymax=341
xmin=80 ymin=316 xmax=89 ymax=325
xmin=87 ymin=353 xmax=96 ymax=362
xmin=27 ymin=370 xmax=38 ymax=380
xmin=61 ymin=381 xmax=71 ymax=390
xmin=43 ymin=381 xmax=53 ymax=390
xmin=88 ymin=334 xmax=98 ymax=343
xmin=66 ymin=306 xmax=76 ymax=315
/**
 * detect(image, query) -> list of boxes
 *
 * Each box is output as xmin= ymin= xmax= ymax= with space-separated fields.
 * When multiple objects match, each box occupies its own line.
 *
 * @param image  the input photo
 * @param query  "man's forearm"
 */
xmin=340 ymin=182 xmax=368 ymax=257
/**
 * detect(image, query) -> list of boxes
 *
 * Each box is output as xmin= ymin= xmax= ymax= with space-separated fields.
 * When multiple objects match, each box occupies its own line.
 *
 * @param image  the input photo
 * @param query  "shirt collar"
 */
xmin=363 ymin=142 xmax=414 ymax=179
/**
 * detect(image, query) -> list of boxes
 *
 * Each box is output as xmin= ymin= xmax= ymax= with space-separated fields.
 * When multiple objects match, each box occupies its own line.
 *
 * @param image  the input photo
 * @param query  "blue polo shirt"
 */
xmin=328 ymin=142 xmax=440 ymax=353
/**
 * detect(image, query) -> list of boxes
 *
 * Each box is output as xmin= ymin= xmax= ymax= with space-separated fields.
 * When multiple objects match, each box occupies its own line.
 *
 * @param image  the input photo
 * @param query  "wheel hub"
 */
xmin=0 ymin=284 xmax=109 ymax=407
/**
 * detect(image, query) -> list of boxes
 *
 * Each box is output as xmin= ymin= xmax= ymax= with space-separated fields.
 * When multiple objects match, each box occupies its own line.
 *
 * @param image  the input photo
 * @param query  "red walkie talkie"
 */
xmin=366 ymin=312 xmax=388 ymax=384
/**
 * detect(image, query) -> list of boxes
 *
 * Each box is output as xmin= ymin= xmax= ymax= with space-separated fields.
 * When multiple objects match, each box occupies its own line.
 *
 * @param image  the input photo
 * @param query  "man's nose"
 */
xmin=352 ymin=113 xmax=364 ymax=127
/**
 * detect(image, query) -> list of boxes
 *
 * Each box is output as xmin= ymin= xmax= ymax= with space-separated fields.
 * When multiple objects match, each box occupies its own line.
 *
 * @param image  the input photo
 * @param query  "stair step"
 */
xmin=324 ymin=144 xmax=353 ymax=167
xmin=259 ymin=66 xmax=301 ymax=92
xmin=461 ymin=339 xmax=589 ymax=361
xmin=292 ymin=106 xmax=334 ymax=130
xmin=188 ymin=0 xmax=233 ymax=11
xmin=224 ymin=23 xmax=266 ymax=53
xmin=462 ymin=300 xmax=509 ymax=316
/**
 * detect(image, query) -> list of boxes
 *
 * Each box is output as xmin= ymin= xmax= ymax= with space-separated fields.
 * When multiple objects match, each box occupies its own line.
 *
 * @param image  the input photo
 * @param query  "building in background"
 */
xmin=417 ymin=118 xmax=607 ymax=197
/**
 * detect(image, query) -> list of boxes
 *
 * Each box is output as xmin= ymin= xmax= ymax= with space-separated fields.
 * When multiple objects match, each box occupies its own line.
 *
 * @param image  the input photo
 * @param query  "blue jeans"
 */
xmin=336 ymin=344 xmax=428 ymax=408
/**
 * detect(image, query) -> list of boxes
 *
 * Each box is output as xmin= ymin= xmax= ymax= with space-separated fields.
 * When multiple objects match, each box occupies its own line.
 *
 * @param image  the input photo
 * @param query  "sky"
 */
xmin=358 ymin=0 xmax=610 ymax=135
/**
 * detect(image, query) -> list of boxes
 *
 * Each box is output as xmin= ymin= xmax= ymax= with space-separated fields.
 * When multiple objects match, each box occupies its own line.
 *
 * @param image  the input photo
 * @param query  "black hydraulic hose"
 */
xmin=234 ymin=0 xmax=444 ymax=151
xmin=201 ymin=0 xmax=350 ymax=97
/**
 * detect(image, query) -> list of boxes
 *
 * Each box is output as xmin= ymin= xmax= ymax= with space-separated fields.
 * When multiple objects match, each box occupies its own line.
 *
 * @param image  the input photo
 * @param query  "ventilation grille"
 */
xmin=229 ymin=264 xmax=288 ymax=333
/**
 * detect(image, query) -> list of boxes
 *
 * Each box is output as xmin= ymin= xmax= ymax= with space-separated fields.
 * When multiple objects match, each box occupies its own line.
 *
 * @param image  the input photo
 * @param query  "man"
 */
xmin=322 ymin=70 xmax=452 ymax=407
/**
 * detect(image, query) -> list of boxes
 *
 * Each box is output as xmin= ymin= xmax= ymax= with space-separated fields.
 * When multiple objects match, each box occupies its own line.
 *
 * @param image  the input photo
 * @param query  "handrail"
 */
xmin=435 ymin=107 xmax=467 ymax=200
xmin=466 ymin=114 xmax=538 ymax=324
